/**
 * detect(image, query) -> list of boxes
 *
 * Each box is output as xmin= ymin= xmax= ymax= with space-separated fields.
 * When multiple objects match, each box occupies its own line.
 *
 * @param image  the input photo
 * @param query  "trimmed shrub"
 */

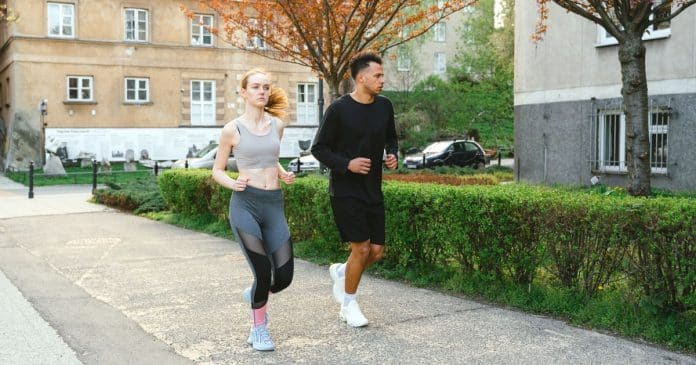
xmin=157 ymin=170 xmax=696 ymax=312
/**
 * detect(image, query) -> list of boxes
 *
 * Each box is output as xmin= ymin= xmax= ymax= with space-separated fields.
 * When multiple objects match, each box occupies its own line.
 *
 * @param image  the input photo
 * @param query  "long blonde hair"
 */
xmin=240 ymin=68 xmax=288 ymax=119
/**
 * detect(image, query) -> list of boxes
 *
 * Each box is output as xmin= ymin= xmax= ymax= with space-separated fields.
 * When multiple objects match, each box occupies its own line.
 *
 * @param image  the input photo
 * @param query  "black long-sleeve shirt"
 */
xmin=311 ymin=94 xmax=398 ymax=203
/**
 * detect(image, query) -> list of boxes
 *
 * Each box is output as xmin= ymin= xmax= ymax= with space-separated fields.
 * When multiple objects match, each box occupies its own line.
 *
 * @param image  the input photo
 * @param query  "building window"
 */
xmin=650 ymin=110 xmax=669 ymax=173
xmin=597 ymin=110 xmax=625 ymax=172
xmin=47 ymin=2 xmax=75 ymax=38
xmin=66 ymin=76 xmax=93 ymax=102
xmin=190 ymin=80 xmax=216 ymax=126
xmin=296 ymin=83 xmax=318 ymax=125
xmin=433 ymin=22 xmax=446 ymax=42
xmin=124 ymin=8 xmax=148 ymax=42
xmin=434 ymin=52 xmax=446 ymax=74
xmin=596 ymin=109 xmax=669 ymax=173
xmin=192 ymin=14 xmax=213 ymax=46
xmin=246 ymin=18 xmax=266 ymax=49
xmin=597 ymin=1 xmax=670 ymax=46
xmin=397 ymin=48 xmax=411 ymax=72
xmin=124 ymin=78 xmax=149 ymax=103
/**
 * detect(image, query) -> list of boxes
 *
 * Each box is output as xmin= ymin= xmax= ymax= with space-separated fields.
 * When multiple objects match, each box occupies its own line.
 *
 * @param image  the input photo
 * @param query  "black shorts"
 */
xmin=330 ymin=197 xmax=385 ymax=245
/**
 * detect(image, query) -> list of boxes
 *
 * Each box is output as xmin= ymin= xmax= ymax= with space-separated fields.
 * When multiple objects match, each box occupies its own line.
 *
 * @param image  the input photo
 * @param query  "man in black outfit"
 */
xmin=311 ymin=51 xmax=398 ymax=327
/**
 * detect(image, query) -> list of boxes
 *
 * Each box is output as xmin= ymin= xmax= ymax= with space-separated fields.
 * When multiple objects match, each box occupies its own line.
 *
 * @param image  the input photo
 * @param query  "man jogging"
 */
xmin=311 ymin=51 xmax=398 ymax=327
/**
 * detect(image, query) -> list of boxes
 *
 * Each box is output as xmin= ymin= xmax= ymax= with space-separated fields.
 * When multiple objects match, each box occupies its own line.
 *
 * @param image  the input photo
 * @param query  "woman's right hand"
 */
xmin=233 ymin=177 xmax=249 ymax=191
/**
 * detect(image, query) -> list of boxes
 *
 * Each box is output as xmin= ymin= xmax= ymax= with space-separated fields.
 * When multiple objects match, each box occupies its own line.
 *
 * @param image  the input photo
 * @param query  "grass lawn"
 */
xmin=6 ymin=162 xmax=153 ymax=186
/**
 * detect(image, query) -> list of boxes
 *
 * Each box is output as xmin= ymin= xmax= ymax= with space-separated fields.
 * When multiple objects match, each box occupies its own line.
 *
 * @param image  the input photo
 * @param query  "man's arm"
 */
xmin=385 ymin=101 xmax=399 ymax=167
xmin=311 ymin=104 xmax=350 ymax=174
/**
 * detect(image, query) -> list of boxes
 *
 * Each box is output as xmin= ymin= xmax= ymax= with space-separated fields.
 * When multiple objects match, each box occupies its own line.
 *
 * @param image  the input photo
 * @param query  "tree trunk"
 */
xmin=618 ymin=33 xmax=651 ymax=196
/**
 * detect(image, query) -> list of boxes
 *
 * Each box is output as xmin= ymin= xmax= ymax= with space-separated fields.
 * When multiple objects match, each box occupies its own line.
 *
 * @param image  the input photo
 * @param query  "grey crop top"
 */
xmin=233 ymin=117 xmax=281 ymax=169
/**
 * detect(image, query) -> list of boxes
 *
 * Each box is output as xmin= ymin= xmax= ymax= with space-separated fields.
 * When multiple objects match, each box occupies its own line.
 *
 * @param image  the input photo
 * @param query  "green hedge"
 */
xmin=158 ymin=171 xmax=695 ymax=312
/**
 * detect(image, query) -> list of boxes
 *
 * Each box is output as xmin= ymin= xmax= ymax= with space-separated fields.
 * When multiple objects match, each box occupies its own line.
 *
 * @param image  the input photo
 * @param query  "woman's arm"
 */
xmin=212 ymin=123 xmax=248 ymax=191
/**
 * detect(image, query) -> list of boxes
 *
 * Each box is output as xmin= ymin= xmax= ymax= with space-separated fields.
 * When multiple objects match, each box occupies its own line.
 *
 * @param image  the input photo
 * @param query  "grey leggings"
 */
xmin=229 ymin=186 xmax=293 ymax=309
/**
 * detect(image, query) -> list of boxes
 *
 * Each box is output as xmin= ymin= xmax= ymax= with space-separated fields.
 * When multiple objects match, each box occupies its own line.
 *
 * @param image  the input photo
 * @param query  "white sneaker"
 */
xmin=329 ymin=263 xmax=345 ymax=303
xmin=249 ymin=325 xmax=275 ymax=351
xmin=340 ymin=300 xmax=369 ymax=327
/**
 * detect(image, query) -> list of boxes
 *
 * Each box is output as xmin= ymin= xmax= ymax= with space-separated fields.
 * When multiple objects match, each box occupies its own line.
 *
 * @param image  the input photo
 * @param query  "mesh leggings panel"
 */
xmin=235 ymin=228 xmax=293 ymax=308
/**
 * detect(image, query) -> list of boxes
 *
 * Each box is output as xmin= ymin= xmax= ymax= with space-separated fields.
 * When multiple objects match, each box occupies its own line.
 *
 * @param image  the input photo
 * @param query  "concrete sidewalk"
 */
xmin=0 ymin=175 xmax=694 ymax=365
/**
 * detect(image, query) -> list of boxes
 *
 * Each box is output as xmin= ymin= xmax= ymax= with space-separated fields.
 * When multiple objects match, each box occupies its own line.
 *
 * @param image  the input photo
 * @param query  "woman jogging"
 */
xmin=211 ymin=69 xmax=295 ymax=351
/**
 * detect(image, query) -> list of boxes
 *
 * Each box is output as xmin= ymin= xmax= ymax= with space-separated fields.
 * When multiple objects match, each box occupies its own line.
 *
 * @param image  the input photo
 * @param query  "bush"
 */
xmin=93 ymin=177 xmax=167 ymax=214
xmin=156 ymin=170 xmax=696 ymax=313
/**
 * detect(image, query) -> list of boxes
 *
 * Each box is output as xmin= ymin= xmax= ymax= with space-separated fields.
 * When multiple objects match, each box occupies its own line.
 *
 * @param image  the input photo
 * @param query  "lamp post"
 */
xmin=317 ymin=39 xmax=324 ymax=125
xmin=39 ymin=99 xmax=47 ymax=166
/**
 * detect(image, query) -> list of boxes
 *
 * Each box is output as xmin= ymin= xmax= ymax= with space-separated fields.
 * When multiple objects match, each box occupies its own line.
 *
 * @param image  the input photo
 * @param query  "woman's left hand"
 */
xmin=280 ymin=171 xmax=295 ymax=185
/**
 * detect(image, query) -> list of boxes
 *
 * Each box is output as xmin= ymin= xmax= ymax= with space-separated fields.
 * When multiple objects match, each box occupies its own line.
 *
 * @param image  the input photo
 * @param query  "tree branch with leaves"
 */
xmin=184 ymin=0 xmax=476 ymax=100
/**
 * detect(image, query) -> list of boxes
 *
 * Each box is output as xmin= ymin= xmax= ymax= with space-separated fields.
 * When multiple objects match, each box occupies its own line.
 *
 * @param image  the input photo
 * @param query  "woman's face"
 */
xmin=242 ymin=73 xmax=271 ymax=108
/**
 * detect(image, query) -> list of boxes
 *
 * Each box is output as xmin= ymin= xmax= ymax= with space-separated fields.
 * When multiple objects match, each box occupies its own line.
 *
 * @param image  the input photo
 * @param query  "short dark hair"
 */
xmin=349 ymin=51 xmax=382 ymax=79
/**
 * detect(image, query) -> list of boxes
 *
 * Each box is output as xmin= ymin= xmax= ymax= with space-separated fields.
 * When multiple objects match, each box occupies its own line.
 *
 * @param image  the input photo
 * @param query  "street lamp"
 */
xmin=39 ymin=99 xmax=47 ymax=166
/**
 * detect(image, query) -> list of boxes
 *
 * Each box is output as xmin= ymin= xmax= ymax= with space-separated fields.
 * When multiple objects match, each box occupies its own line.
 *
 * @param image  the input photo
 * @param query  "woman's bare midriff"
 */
xmin=238 ymin=167 xmax=281 ymax=190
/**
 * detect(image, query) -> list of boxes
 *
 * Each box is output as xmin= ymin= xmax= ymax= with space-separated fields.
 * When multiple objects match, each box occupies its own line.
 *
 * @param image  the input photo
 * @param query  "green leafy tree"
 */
xmin=448 ymin=0 xmax=514 ymax=150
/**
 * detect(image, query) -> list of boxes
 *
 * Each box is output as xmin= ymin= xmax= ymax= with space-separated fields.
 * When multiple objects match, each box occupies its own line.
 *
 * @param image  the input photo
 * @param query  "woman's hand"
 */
xmin=233 ymin=177 xmax=249 ymax=191
xmin=279 ymin=171 xmax=295 ymax=185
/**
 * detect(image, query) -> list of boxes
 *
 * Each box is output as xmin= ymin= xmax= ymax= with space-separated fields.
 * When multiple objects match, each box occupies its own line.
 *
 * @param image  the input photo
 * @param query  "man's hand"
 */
xmin=347 ymin=157 xmax=371 ymax=174
xmin=385 ymin=154 xmax=397 ymax=170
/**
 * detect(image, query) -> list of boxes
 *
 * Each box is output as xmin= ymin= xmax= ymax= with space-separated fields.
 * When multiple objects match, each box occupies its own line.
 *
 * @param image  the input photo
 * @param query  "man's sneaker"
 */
xmin=249 ymin=325 xmax=275 ymax=351
xmin=339 ymin=300 xmax=369 ymax=327
xmin=329 ymin=264 xmax=345 ymax=303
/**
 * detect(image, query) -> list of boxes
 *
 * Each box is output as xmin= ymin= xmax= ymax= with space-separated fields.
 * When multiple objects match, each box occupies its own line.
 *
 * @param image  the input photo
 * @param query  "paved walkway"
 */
xmin=0 ymin=174 xmax=694 ymax=365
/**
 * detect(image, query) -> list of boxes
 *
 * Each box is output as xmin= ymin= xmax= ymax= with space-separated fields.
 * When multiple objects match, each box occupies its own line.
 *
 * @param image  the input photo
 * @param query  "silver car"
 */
xmin=287 ymin=154 xmax=321 ymax=173
xmin=172 ymin=143 xmax=238 ymax=171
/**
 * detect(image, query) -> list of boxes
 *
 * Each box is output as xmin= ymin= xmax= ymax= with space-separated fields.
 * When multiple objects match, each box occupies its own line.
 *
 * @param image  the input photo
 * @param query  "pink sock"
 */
xmin=252 ymin=305 xmax=267 ymax=327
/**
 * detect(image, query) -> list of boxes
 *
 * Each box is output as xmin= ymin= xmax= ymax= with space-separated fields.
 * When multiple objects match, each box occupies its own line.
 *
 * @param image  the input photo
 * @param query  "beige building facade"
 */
xmin=0 ymin=0 xmax=322 ymax=170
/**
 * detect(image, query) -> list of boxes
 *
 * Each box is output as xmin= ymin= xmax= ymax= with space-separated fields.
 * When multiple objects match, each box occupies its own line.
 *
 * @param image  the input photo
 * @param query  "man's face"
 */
xmin=357 ymin=62 xmax=384 ymax=95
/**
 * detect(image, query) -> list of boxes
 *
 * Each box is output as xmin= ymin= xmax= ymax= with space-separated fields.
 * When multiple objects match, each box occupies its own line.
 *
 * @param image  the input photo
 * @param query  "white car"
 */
xmin=172 ymin=143 xmax=238 ymax=171
xmin=287 ymin=154 xmax=321 ymax=173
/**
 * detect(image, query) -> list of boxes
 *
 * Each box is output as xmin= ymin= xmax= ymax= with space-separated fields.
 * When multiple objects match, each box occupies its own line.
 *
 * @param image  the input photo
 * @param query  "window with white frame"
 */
xmin=192 ymin=14 xmax=213 ymax=46
xmin=434 ymin=52 xmax=446 ymax=74
xmin=296 ymin=83 xmax=318 ymax=125
xmin=124 ymin=8 xmax=148 ymax=42
xmin=246 ymin=18 xmax=266 ymax=49
xmin=397 ymin=48 xmax=411 ymax=72
xmin=650 ymin=110 xmax=669 ymax=173
xmin=47 ymin=2 xmax=75 ymax=38
xmin=66 ymin=76 xmax=93 ymax=102
xmin=190 ymin=80 xmax=216 ymax=125
xmin=124 ymin=77 xmax=149 ymax=103
xmin=597 ymin=110 xmax=625 ymax=172
xmin=596 ymin=109 xmax=670 ymax=173
xmin=433 ymin=22 xmax=446 ymax=42
xmin=597 ymin=1 xmax=670 ymax=46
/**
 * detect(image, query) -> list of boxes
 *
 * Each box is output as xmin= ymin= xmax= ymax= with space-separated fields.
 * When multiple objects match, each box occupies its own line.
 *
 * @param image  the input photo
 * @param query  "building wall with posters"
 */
xmin=514 ymin=2 xmax=696 ymax=191
xmin=0 ymin=0 xmax=322 ymax=170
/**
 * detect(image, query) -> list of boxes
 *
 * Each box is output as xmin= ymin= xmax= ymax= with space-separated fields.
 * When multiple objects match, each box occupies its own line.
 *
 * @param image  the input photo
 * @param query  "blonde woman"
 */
xmin=212 ymin=69 xmax=295 ymax=351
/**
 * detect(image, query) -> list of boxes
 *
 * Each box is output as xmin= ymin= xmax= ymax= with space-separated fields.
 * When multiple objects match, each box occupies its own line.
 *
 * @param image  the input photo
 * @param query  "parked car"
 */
xmin=172 ymin=143 xmax=238 ymax=171
xmin=287 ymin=154 xmax=323 ymax=173
xmin=402 ymin=140 xmax=488 ymax=169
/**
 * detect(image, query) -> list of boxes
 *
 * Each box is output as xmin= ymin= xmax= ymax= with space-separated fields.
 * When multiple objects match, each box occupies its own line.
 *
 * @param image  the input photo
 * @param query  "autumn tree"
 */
xmin=186 ymin=0 xmax=476 ymax=100
xmin=534 ymin=0 xmax=696 ymax=196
